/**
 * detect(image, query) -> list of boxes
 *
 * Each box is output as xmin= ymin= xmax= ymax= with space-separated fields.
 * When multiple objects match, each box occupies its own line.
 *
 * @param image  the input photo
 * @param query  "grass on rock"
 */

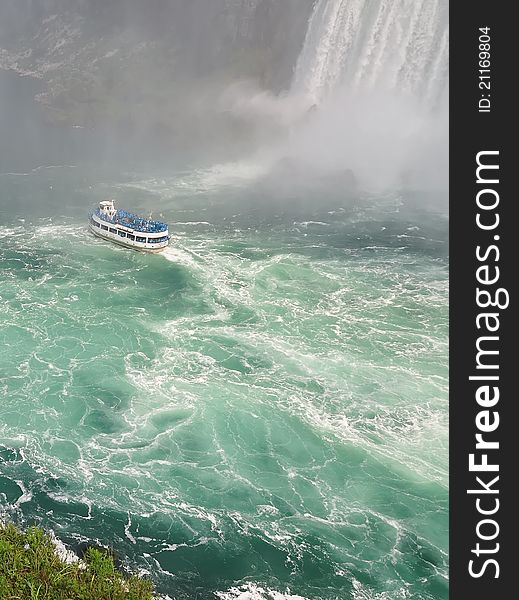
xmin=0 ymin=522 xmax=154 ymax=599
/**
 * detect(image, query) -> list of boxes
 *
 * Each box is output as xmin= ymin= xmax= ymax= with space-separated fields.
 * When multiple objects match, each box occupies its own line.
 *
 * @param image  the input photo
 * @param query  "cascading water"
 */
xmin=283 ymin=0 xmax=449 ymax=192
xmin=292 ymin=0 xmax=448 ymax=107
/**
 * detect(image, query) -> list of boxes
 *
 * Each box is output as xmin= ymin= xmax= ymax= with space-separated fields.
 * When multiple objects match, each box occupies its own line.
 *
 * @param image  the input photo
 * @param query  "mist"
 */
xmin=217 ymin=0 xmax=449 ymax=195
xmin=1 ymin=0 xmax=448 ymax=194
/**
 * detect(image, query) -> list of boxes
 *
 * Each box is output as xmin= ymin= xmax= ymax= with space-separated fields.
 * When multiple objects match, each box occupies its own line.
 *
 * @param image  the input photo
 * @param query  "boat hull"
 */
xmin=89 ymin=222 xmax=169 ymax=253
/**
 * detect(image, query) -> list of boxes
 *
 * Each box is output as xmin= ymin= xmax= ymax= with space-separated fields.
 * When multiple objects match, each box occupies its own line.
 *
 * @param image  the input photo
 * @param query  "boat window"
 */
xmin=136 ymin=236 xmax=146 ymax=243
xmin=110 ymin=228 xmax=117 ymax=234
xmin=101 ymin=225 xmax=109 ymax=231
xmin=127 ymin=234 xmax=135 ymax=241
xmin=95 ymin=221 xmax=100 ymax=227
xmin=118 ymin=231 xmax=126 ymax=237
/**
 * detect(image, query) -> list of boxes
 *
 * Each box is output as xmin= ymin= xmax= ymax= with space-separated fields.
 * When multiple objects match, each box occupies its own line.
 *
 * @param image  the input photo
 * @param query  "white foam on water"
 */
xmin=172 ymin=221 xmax=212 ymax=226
xmin=193 ymin=160 xmax=269 ymax=190
xmin=161 ymin=244 xmax=205 ymax=270
xmin=49 ymin=530 xmax=82 ymax=565
xmin=216 ymin=583 xmax=311 ymax=600
xmin=122 ymin=159 xmax=269 ymax=199
xmin=14 ymin=480 xmax=32 ymax=505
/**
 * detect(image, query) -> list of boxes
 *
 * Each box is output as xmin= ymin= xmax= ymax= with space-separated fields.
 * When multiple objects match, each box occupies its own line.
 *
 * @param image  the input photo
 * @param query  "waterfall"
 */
xmin=292 ymin=0 xmax=448 ymax=107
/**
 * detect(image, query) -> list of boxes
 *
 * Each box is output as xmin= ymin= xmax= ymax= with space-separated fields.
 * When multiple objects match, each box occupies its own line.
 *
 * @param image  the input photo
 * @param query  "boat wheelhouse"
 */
xmin=89 ymin=200 xmax=170 ymax=253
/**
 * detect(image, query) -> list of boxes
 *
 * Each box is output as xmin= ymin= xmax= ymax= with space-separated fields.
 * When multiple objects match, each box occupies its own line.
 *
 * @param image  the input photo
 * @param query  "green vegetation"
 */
xmin=0 ymin=522 xmax=154 ymax=600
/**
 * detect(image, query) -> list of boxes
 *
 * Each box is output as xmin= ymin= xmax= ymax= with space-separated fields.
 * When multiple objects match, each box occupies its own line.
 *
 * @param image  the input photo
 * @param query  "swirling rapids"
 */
xmin=0 ymin=167 xmax=448 ymax=599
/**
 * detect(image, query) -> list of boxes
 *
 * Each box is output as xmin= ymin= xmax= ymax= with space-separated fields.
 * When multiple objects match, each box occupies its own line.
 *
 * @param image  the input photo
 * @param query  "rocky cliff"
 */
xmin=1 ymin=0 xmax=315 ymax=130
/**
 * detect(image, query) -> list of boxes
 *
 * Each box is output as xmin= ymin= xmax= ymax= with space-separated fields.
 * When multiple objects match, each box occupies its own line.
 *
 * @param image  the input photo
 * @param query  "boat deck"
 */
xmin=95 ymin=209 xmax=168 ymax=234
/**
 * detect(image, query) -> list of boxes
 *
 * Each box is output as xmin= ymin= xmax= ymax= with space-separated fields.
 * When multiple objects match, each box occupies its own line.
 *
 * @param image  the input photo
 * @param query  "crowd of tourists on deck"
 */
xmin=95 ymin=208 xmax=168 ymax=233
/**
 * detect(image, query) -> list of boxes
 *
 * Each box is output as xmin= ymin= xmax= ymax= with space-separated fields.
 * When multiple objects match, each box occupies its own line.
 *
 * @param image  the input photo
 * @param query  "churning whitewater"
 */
xmin=0 ymin=164 xmax=448 ymax=599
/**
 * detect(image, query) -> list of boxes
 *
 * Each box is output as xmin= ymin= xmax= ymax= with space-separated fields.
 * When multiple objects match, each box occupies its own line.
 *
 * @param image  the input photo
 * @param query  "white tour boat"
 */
xmin=89 ymin=200 xmax=170 ymax=253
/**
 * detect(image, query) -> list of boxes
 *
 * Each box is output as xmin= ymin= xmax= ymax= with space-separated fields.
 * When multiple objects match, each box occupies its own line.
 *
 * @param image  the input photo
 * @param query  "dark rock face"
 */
xmin=0 ymin=0 xmax=315 ymax=128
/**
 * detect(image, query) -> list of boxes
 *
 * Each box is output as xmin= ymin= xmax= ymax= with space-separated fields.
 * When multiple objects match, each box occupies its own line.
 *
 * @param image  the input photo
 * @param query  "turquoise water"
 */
xmin=0 ymin=165 xmax=448 ymax=599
